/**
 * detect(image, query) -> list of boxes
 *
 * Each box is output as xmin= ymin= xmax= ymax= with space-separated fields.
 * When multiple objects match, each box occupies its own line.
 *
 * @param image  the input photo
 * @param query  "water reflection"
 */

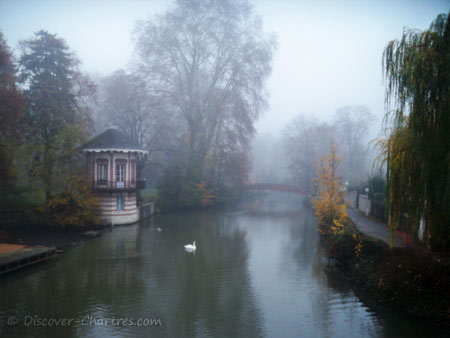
xmin=0 ymin=192 xmax=446 ymax=338
xmin=236 ymin=192 xmax=445 ymax=338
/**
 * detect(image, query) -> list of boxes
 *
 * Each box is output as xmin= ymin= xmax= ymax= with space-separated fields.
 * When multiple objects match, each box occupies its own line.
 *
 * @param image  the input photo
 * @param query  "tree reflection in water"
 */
xmin=0 ymin=192 xmax=445 ymax=338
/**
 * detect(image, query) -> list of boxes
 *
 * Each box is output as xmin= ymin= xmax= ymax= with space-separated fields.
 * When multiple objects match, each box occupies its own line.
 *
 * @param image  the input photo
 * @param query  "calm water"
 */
xmin=0 ymin=192 xmax=445 ymax=338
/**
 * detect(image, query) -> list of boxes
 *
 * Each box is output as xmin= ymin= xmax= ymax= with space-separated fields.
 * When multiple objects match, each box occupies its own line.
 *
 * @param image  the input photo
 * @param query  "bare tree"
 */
xmin=95 ymin=69 xmax=182 ymax=179
xmin=283 ymin=115 xmax=336 ymax=191
xmin=332 ymin=105 xmax=374 ymax=183
xmin=284 ymin=115 xmax=318 ymax=189
xmin=249 ymin=133 xmax=286 ymax=183
xmin=133 ymin=0 xmax=276 ymax=174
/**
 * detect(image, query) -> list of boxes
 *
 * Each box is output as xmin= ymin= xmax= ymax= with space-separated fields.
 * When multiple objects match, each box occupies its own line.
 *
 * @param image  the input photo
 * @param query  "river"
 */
xmin=0 ymin=192 xmax=445 ymax=337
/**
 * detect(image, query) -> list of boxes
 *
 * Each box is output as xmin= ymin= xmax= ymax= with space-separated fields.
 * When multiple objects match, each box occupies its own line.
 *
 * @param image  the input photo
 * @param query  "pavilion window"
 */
xmin=97 ymin=163 xmax=107 ymax=181
xmin=117 ymin=195 xmax=124 ymax=211
xmin=96 ymin=160 xmax=108 ymax=183
xmin=116 ymin=164 xmax=125 ymax=182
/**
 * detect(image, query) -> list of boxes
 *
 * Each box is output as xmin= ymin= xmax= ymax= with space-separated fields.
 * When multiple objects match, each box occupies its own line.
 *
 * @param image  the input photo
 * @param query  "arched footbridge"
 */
xmin=244 ymin=183 xmax=307 ymax=195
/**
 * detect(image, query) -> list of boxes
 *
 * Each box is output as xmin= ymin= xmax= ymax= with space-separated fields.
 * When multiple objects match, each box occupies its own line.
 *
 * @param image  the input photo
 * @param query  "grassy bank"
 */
xmin=322 ymin=219 xmax=450 ymax=326
xmin=139 ymin=188 xmax=157 ymax=204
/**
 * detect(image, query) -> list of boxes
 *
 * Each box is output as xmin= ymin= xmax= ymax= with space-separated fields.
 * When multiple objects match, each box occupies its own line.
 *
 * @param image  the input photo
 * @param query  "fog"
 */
xmin=1 ymin=0 xmax=448 ymax=188
xmin=1 ymin=3 xmax=449 ymax=333
xmin=2 ymin=0 xmax=448 ymax=133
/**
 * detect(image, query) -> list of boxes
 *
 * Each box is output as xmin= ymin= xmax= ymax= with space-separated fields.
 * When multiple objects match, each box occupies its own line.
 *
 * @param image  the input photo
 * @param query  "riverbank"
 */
xmin=346 ymin=207 xmax=405 ymax=247
xmin=322 ymin=219 xmax=450 ymax=327
xmin=0 ymin=200 xmax=155 ymax=253
xmin=0 ymin=223 xmax=108 ymax=252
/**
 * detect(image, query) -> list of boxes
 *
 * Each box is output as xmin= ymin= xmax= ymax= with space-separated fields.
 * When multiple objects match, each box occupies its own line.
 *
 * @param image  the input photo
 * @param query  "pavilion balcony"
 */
xmin=92 ymin=180 xmax=146 ymax=191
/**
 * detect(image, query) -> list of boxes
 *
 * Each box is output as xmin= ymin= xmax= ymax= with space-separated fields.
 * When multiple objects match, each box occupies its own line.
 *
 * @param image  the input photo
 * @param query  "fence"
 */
xmin=344 ymin=191 xmax=358 ymax=209
xmin=345 ymin=191 xmax=387 ymax=222
xmin=139 ymin=202 xmax=155 ymax=220
xmin=358 ymin=195 xmax=371 ymax=216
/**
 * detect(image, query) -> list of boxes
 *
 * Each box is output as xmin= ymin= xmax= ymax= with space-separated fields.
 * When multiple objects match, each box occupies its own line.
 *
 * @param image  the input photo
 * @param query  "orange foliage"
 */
xmin=195 ymin=181 xmax=215 ymax=207
xmin=40 ymin=175 xmax=99 ymax=227
xmin=313 ymin=141 xmax=347 ymax=235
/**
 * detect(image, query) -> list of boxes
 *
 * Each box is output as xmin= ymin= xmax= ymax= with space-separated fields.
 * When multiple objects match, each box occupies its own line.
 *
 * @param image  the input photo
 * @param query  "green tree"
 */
xmin=381 ymin=12 xmax=450 ymax=251
xmin=0 ymin=32 xmax=28 ymax=225
xmin=19 ymin=30 xmax=97 ymax=226
xmin=156 ymin=164 xmax=204 ymax=211
xmin=0 ymin=32 xmax=25 ymax=187
xmin=367 ymin=174 xmax=386 ymax=202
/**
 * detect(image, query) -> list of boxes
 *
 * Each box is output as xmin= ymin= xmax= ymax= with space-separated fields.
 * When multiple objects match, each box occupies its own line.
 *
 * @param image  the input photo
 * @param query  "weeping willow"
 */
xmin=381 ymin=12 xmax=450 ymax=251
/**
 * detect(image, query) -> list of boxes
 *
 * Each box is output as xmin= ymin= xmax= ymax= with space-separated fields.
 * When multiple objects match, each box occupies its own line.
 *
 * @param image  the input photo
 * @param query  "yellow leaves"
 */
xmin=332 ymin=215 xmax=345 ymax=235
xmin=354 ymin=233 xmax=363 ymax=256
xmin=313 ymin=141 xmax=347 ymax=236
xmin=40 ymin=175 xmax=99 ymax=227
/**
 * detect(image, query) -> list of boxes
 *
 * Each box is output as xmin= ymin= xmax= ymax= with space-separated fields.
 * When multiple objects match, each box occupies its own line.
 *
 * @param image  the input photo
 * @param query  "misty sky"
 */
xmin=1 ymin=0 xmax=449 ymax=136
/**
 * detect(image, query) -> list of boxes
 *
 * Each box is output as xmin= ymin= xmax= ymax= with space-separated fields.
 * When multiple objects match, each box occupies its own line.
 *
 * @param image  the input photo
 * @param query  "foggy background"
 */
xmin=1 ymin=0 xmax=449 ymax=186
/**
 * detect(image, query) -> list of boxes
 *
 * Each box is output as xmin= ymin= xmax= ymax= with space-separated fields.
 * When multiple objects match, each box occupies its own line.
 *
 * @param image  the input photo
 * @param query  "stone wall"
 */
xmin=94 ymin=191 xmax=138 ymax=225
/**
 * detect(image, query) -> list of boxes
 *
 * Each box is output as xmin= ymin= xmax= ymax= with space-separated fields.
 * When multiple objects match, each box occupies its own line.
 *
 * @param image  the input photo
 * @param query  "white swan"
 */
xmin=184 ymin=241 xmax=196 ymax=251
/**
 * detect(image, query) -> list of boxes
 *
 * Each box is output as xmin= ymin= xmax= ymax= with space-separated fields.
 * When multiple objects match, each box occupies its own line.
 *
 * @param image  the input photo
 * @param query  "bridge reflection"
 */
xmin=244 ymin=183 xmax=307 ymax=195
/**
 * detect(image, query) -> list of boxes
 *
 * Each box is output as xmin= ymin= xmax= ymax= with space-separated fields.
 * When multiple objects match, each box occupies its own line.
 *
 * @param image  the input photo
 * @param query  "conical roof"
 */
xmin=83 ymin=129 xmax=147 ymax=153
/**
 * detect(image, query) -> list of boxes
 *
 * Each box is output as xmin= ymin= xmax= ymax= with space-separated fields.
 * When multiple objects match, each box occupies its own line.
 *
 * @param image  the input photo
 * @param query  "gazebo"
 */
xmin=83 ymin=129 xmax=148 ymax=225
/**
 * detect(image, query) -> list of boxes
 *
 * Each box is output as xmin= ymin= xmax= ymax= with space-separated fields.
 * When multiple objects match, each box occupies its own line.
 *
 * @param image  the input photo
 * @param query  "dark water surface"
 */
xmin=0 ymin=193 xmax=445 ymax=337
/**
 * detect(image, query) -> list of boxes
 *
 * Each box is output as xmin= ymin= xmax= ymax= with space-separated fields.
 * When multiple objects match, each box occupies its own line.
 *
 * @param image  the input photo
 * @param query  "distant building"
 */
xmin=83 ymin=129 xmax=148 ymax=225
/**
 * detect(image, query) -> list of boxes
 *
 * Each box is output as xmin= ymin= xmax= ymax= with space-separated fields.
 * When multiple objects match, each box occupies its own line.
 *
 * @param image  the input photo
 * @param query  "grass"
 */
xmin=139 ymin=188 xmax=157 ymax=203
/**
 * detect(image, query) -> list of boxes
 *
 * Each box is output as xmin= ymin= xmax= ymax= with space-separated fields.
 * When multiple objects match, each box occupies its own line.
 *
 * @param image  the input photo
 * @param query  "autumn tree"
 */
xmin=134 ymin=0 xmax=275 ymax=181
xmin=313 ymin=141 xmax=347 ymax=235
xmin=380 ymin=12 xmax=450 ymax=251
xmin=19 ymin=30 xmax=98 ymax=226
